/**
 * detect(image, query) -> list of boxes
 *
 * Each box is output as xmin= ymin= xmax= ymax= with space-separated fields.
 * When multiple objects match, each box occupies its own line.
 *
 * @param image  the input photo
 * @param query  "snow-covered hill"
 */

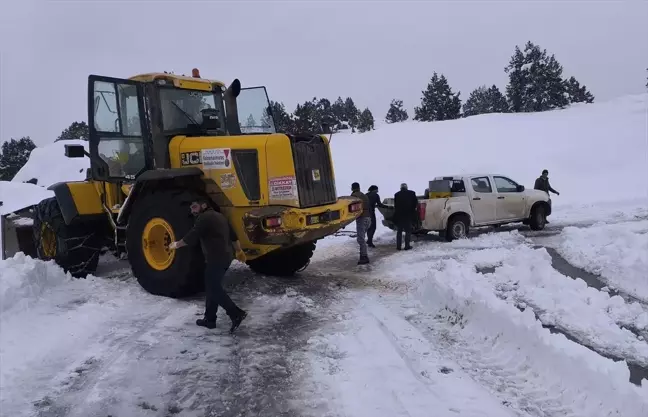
xmin=330 ymin=94 xmax=648 ymax=207
xmin=2 ymin=95 xmax=648 ymax=416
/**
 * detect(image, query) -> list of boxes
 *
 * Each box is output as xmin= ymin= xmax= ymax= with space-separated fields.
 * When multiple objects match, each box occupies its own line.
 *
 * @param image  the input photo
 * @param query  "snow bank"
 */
xmin=0 ymin=253 xmax=72 ymax=313
xmin=331 ymin=94 xmax=648 ymax=207
xmin=371 ymin=231 xmax=648 ymax=415
xmin=419 ymin=258 xmax=648 ymax=415
xmin=558 ymin=220 xmax=648 ymax=302
xmin=11 ymin=139 xmax=89 ymax=188
xmin=468 ymin=244 xmax=648 ymax=367
xmin=0 ymin=181 xmax=53 ymax=215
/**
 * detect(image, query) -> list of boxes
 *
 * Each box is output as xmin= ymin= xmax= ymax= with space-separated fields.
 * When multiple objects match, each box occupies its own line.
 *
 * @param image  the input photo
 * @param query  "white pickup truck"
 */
xmin=377 ymin=174 xmax=552 ymax=241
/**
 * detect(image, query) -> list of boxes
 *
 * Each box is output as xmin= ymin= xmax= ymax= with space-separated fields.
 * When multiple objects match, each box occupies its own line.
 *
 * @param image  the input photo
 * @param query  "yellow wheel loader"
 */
xmin=32 ymin=69 xmax=362 ymax=297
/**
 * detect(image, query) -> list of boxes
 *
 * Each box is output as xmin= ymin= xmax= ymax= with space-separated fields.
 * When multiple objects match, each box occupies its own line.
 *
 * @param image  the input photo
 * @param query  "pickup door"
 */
xmin=468 ymin=176 xmax=497 ymax=224
xmin=492 ymin=176 xmax=526 ymax=220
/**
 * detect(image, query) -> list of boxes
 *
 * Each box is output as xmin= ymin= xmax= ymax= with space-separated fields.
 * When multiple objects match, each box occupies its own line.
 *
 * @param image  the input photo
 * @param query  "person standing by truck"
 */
xmin=366 ymin=185 xmax=387 ymax=248
xmin=168 ymin=198 xmax=248 ymax=333
xmin=393 ymin=183 xmax=418 ymax=250
xmin=351 ymin=182 xmax=372 ymax=265
xmin=534 ymin=169 xmax=559 ymax=223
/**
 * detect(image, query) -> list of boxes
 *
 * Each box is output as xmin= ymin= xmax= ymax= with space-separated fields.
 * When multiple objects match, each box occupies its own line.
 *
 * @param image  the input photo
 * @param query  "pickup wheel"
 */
xmin=529 ymin=204 xmax=547 ymax=231
xmin=445 ymin=215 xmax=469 ymax=242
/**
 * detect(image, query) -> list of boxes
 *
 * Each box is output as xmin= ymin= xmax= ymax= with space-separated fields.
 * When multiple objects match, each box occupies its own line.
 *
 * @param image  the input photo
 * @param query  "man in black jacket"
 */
xmin=366 ymin=185 xmax=387 ymax=248
xmin=534 ymin=169 xmax=559 ymax=223
xmin=169 ymin=198 xmax=248 ymax=333
xmin=393 ymin=183 xmax=418 ymax=250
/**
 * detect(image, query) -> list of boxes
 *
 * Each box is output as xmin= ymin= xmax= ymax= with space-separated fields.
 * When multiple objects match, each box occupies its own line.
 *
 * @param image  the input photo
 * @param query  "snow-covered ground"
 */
xmin=2 ymin=96 xmax=648 ymax=416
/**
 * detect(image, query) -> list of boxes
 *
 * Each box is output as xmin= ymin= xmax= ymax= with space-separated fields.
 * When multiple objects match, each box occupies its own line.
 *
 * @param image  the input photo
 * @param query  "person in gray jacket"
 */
xmin=351 ymin=182 xmax=371 ymax=265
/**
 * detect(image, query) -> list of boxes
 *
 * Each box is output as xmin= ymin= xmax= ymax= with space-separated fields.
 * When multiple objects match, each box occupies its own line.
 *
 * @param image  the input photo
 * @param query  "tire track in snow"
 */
xmin=476 ymin=258 xmax=648 ymax=387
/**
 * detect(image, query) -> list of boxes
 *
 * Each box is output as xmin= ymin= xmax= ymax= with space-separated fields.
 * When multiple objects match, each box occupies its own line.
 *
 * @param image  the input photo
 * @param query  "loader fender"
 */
xmin=116 ymin=168 xmax=205 ymax=225
xmin=47 ymin=181 xmax=104 ymax=225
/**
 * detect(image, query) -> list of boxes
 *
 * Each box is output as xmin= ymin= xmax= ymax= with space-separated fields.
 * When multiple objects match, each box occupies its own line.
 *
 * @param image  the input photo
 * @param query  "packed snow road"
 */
xmin=2 ymin=204 xmax=648 ymax=417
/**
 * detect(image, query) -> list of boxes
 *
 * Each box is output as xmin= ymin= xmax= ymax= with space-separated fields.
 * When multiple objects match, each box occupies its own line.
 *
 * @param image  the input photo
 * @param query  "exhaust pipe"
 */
xmin=224 ymin=79 xmax=241 ymax=135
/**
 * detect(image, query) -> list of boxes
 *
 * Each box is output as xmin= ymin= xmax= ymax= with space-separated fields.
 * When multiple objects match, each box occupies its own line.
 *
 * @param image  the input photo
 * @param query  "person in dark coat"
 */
xmin=366 ymin=185 xmax=387 ymax=248
xmin=168 ymin=198 xmax=248 ymax=333
xmin=393 ymin=183 xmax=418 ymax=250
xmin=351 ymin=182 xmax=372 ymax=265
xmin=534 ymin=169 xmax=559 ymax=223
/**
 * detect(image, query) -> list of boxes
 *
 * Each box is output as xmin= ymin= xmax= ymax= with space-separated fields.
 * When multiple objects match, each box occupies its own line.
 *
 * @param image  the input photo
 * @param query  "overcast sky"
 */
xmin=1 ymin=0 xmax=647 ymax=145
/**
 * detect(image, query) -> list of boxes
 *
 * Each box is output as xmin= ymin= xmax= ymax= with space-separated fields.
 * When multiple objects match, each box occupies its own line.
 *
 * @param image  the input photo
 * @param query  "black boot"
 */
xmin=229 ymin=310 xmax=247 ymax=334
xmin=367 ymin=241 xmax=376 ymax=248
xmin=358 ymin=255 xmax=370 ymax=265
xmin=196 ymin=317 xmax=216 ymax=329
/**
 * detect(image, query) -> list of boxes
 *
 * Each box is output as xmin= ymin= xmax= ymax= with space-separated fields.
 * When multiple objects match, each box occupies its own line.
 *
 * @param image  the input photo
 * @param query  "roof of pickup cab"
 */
xmin=433 ymin=174 xmax=494 ymax=181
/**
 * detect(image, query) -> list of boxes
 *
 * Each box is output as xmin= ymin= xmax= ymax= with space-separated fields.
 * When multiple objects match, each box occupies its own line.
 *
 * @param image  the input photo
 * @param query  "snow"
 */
xmin=362 ymin=232 xmax=648 ymax=416
xmin=0 ymin=181 xmax=53 ymax=215
xmin=0 ymin=252 xmax=72 ymax=312
xmin=11 ymin=139 xmax=89 ymax=188
xmin=2 ymin=95 xmax=648 ymax=415
xmin=557 ymin=220 xmax=648 ymax=302
xmin=330 ymin=94 xmax=648 ymax=208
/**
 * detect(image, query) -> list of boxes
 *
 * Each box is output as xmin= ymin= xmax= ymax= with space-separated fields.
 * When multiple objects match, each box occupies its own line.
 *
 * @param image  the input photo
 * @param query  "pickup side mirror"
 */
xmin=516 ymin=184 xmax=525 ymax=192
xmin=65 ymin=144 xmax=86 ymax=159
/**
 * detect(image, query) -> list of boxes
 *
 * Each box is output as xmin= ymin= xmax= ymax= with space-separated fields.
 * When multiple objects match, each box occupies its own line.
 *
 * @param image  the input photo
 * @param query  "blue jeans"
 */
xmin=356 ymin=216 xmax=372 ymax=257
xmin=204 ymin=261 xmax=241 ymax=322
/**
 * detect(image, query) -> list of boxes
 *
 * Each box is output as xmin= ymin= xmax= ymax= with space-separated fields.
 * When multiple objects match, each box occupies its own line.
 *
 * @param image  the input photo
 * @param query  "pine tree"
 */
xmin=268 ymin=101 xmax=294 ymax=133
xmin=343 ymin=97 xmax=360 ymax=131
xmin=463 ymin=85 xmax=509 ymax=117
xmin=56 ymin=121 xmax=89 ymax=141
xmin=505 ymin=41 xmax=569 ymax=112
xmin=293 ymin=98 xmax=319 ymax=133
xmin=357 ymin=108 xmax=375 ymax=133
xmin=0 ymin=136 xmax=36 ymax=181
xmin=385 ymin=99 xmax=409 ymax=123
xmin=414 ymin=72 xmax=462 ymax=121
xmin=331 ymin=97 xmax=346 ymax=129
xmin=564 ymin=76 xmax=594 ymax=104
xmin=314 ymin=98 xmax=335 ymax=132
xmin=245 ymin=114 xmax=257 ymax=128
xmin=260 ymin=108 xmax=273 ymax=130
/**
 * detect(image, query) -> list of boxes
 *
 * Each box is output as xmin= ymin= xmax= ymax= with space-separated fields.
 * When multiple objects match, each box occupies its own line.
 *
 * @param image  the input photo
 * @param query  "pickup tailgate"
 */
xmin=377 ymin=197 xmax=427 ymax=232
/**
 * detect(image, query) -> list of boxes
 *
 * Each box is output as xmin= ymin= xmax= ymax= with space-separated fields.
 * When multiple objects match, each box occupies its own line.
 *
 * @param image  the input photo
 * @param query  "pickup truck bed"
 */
xmin=376 ymin=196 xmax=427 ymax=234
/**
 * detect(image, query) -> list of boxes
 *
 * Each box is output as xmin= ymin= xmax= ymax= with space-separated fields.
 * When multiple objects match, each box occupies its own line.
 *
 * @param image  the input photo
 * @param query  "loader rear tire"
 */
xmin=32 ymin=197 xmax=103 ymax=278
xmin=126 ymin=190 xmax=206 ymax=298
xmin=247 ymin=241 xmax=316 ymax=277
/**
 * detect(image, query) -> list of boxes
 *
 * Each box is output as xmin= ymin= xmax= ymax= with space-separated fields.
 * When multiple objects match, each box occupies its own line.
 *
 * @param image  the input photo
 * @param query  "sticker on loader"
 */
xmin=181 ymin=151 xmax=201 ymax=166
xmin=220 ymin=173 xmax=236 ymax=189
xmin=269 ymin=176 xmax=298 ymax=200
xmin=201 ymin=148 xmax=231 ymax=169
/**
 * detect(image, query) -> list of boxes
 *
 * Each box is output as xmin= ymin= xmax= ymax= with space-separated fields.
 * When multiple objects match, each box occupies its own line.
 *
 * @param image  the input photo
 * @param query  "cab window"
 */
xmin=93 ymin=81 xmax=146 ymax=178
xmin=493 ymin=176 xmax=519 ymax=193
xmin=159 ymin=88 xmax=222 ymax=132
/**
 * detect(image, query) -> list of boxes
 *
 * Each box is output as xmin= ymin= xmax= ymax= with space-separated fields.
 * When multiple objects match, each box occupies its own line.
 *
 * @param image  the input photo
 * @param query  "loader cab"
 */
xmin=82 ymin=71 xmax=277 ymax=183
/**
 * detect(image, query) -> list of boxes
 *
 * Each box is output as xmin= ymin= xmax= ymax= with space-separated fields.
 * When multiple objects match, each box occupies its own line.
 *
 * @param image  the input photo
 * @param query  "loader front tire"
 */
xmin=247 ymin=241 xmax=316 ymax=277
xmin=32 ymin=197 xmax=103 ymax=278
xmin=126 ymin=190 xmax=205 ymax=298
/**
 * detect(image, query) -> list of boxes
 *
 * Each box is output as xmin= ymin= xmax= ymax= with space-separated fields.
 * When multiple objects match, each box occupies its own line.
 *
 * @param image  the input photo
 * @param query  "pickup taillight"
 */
xmin=418 ymin=202 xmax=426 ymax=221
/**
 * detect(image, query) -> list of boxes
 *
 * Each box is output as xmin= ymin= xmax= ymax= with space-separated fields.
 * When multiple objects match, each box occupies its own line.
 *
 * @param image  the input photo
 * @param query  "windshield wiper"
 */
xmin=169 ymin=101 xmax=200 ymax=127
